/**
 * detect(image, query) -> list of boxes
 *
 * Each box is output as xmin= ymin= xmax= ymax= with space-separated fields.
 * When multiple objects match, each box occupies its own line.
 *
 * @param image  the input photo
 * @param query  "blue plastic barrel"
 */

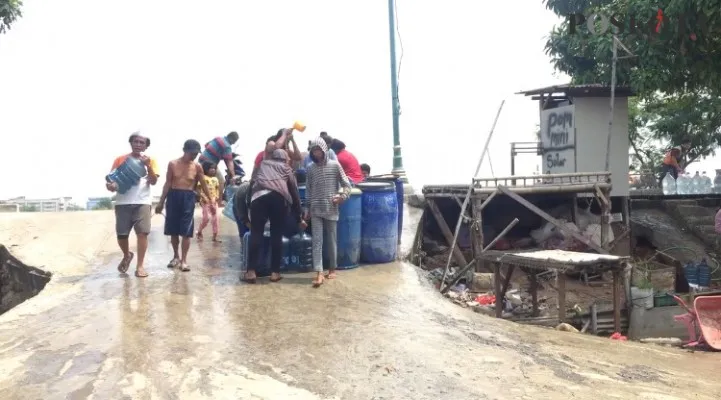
xmin=365 ymin=176 xmax=403 ymax=243
xmin=106 ymin=156 xmax=148 ymax=194
xmin=335 ymin=188 xmax=362 ymax=269
xmin=357 ymin=182 xmax=398 ymax=263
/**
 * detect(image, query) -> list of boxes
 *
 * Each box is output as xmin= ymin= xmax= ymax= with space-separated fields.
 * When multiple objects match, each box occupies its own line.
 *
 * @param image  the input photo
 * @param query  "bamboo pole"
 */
xmin=439 ymin=100 xmax=505 ymax=289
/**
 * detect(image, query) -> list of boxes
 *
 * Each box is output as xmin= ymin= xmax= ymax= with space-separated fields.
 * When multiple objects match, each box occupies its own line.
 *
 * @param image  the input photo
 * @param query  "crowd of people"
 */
xmin=105 ymin=128 xmax=371 ymax=287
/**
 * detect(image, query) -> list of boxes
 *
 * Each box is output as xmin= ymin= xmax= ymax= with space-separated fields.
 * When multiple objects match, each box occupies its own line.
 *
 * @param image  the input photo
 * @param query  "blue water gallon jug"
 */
xmin=357 ymin=181 xmax=398 ymax=264
xmin=298 ymin=185 xmax=307 ymax=208
xmin=698 ymin=259 xmax=711 ymax=287
xmin=222 ymin=193 xmax=236 ymax=221
xmin=289 ymin=232 xmax=313 ymax=272
xmin=106 ymin=156 xmax=148 ymax=194
xmin=281 ymin=236 xmax=291 ymax=271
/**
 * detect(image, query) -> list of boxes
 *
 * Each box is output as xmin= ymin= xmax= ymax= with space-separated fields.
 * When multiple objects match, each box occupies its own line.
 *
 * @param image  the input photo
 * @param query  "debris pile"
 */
xmin=437 ymin=271 xmax=552 ymax=319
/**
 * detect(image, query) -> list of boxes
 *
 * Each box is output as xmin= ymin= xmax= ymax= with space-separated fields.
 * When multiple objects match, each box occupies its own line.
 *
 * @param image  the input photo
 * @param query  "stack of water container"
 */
xmin=234 ymin=176 xmax=403 ymax=277
xmin=663 ymin=171 xmax=715 ymax=195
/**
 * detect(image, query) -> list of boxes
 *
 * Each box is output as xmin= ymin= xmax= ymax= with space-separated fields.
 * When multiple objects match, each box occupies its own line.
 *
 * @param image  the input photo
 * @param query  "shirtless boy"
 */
xmin=155 ymin=139 xmax=212 ymax=271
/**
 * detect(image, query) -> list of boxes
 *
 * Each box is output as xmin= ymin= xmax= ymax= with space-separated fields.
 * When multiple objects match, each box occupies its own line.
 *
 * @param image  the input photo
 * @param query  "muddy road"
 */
xmin=0 ymin=210 xmax=719 ymax=399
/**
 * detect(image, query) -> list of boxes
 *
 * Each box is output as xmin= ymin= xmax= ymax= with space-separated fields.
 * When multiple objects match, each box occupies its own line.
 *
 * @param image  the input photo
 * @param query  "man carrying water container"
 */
xmin=106 ymin=132 xmax=160 ymax=278
xmin=199 ymin=131 xmax=240 ymax=202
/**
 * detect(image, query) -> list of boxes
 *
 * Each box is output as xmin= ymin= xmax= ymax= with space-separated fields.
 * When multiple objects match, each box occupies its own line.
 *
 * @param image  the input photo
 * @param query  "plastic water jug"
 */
xmin=661 ymin=174 xmax=676 ymax=195
xmin=106 ymin=156 xmax=147 ymax=194
xmin=678 ymin=172 xmax=691 ymax=195
xmin=692 ymin=172 xmax=702 ymax=194
xmin=222 ymin=193 xmax=236 ymax=221
xmin=702 ymin=171 xmax=713 ymax=194
xmin=289 ymin=232 xmax=313 ymax=272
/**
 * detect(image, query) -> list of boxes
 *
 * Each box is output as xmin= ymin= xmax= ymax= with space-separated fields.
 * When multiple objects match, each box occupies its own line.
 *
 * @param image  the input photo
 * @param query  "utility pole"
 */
xmin=387 ymin=0 xmax=407 ymax=183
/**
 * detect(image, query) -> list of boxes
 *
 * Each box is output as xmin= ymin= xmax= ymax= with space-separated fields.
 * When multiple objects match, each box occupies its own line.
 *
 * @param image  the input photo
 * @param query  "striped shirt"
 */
xmin=199 ymin=137 xmax=233 ymax=165
xmin=306 ymin=137 xmax=352 ymax=221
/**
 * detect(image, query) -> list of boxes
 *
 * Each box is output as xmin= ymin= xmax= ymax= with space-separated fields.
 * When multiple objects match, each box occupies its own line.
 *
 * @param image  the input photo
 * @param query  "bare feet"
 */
xmin=212 ymin=234 xmax=222 ymax=243
xmin=312 ymin=273 xmax=324 ymax=288
xmin=243 ymin=270 xmax=257 ymax=284
xmin=270 ymin=272 xmax=282 ymax=282
xmin=326 ymin=269 xmax=337 ymax=279
xmin=135 ymin=267 xmax=148 ymax=278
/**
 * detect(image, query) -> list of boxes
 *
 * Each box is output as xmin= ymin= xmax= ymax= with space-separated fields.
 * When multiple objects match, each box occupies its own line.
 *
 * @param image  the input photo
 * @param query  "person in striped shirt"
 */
xmin=199 ymin=131 xmax=240 ymax=197
xmin=305 ymin=136 xmax=352 ymax=287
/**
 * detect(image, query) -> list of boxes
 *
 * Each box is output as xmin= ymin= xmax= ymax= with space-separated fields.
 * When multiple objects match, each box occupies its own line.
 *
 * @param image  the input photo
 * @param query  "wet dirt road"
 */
xmin=1 ymin=209 xmax=720 ymax=399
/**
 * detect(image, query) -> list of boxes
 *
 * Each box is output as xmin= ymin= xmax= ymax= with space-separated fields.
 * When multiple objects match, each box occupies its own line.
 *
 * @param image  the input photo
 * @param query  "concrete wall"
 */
xmin=627 ymin=305 xmax=689 ymax=340
xmin=573 ymin=97 xmax=630 ymax=197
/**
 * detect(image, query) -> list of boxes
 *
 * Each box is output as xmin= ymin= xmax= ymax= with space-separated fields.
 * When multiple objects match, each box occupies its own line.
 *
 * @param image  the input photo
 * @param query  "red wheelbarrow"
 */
xmin=672 ymin=294 xmax=721 ymax=350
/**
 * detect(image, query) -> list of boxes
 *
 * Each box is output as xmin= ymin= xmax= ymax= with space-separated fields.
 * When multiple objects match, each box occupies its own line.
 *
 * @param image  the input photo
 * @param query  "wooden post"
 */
xmin=571 ymin=194 xmax=579 ymax=224
xmin=500 ymin=265 xmax=515 ymax=303
xmin=591 ymin=303 xmax=598 ymax=334
xmin=494 ymin=263 xmax=503 ymax=318
xmin=613 ymin=269 xmax=622 ymax=332
xmin=557 ymin=271 xmax=566 ymax=323
xmin=598 ymin=188 xmax=611 ymax=251
xmin=530 ymin=272 xmax=539 ymax=317
xmin=427 ymin=199 xmax=468 ymax=266
xmin=471 ymin=197 xmax=485 ymax=272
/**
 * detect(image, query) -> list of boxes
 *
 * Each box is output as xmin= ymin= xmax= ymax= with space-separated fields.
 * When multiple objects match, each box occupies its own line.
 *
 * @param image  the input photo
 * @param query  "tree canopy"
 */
xmin=629 ymin=90 xmax=721 ymax=172
xmin=0 ymin=0 xmax=22 ymax=34
xmin=543 ymin=0 xmax=721 ymax=96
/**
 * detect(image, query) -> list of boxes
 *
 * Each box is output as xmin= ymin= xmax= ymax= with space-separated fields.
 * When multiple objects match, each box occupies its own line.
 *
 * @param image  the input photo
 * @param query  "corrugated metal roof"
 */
xmin=516 ymin=83 xmax=635 ymax=97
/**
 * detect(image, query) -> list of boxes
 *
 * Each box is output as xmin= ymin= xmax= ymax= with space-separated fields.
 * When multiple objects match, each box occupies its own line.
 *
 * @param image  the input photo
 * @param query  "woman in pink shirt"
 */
xmin=329 ymin=139 xmax=364 ymax=184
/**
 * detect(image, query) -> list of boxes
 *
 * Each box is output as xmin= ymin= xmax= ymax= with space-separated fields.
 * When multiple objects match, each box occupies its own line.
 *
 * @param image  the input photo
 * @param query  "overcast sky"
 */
xmin=0 ymin=0 xmax=573 ymax=203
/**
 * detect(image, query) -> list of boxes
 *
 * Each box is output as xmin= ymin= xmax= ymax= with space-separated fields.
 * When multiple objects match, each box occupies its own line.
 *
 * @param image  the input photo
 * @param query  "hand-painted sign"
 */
xmin=540 ymin=105 xmax=576 ymax=175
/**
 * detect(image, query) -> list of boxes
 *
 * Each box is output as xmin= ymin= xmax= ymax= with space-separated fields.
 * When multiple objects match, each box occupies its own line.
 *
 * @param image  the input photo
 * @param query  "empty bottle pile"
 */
xmin=662 ymin=170 xmax=721 ymax=195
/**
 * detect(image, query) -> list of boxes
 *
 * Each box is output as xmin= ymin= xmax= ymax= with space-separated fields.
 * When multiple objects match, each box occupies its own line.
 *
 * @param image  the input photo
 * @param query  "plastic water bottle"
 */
xmin=702 ymin=171 xmax=713 ymax=193
xmin=713 ymin=170 xmax=721 ymax=194
xmin=675 ymin=173 xmax=686 ymax=194
xmin=692 ymin=171 xmax=703 ymax=194
xmin=662 ymin=174 xmax=677 ymax=195
xmin=106 ymin=156 xmax=148 ymax=194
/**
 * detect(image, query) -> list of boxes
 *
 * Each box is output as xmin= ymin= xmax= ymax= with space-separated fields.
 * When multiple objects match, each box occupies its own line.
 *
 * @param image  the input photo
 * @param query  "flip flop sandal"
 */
xmin=134 ymin=269 xmax=148 ymax=278
xmin=167 ymin=259 xmax=180 ymax=269
xmin=242 ymin=272 xmax=257 ymax=284
xmin=117 ymin=252 xmax=134 ymax=274
xmin=179 ymin=263 xmax=190 ymax=272
xmin=269 ymin=275 xmax=283 ymax=283
xmin=312 ymin=277 xmax=324 ymax=288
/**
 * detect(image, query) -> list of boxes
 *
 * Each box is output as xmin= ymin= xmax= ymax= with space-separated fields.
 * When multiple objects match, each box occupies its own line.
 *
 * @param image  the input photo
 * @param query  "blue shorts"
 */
xmin=164 ymin=189 xmax=196 ymax=237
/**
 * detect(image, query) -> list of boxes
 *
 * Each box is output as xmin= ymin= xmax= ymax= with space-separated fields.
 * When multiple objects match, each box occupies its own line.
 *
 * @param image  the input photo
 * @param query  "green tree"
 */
xmin=92 ymin=198 xmax=113 ymax=210
xmin=543 ymin=0 xmax=721 ymax=95
xmin=20 ymin=204 xmax=37 ymax=212
xmin=0 ymin=0 xmax=23 ymax=34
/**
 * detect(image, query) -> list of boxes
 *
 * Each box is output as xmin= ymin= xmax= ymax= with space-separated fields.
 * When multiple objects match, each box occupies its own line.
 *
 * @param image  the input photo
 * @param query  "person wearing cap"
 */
xmin=659 ymin=138 xmax=692 ymax=184
xmin=106 ymin=132 xmax=160 ymax=278
xmin=156 ymin=139 xmax=213 ymax=272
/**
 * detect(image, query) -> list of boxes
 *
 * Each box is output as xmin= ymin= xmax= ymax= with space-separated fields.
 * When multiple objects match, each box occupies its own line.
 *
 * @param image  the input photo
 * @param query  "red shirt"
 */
xmin=254 ymin=150 xmax=264 ymax=169
xmin=336 ymin=149 xmax=364 ymax=184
